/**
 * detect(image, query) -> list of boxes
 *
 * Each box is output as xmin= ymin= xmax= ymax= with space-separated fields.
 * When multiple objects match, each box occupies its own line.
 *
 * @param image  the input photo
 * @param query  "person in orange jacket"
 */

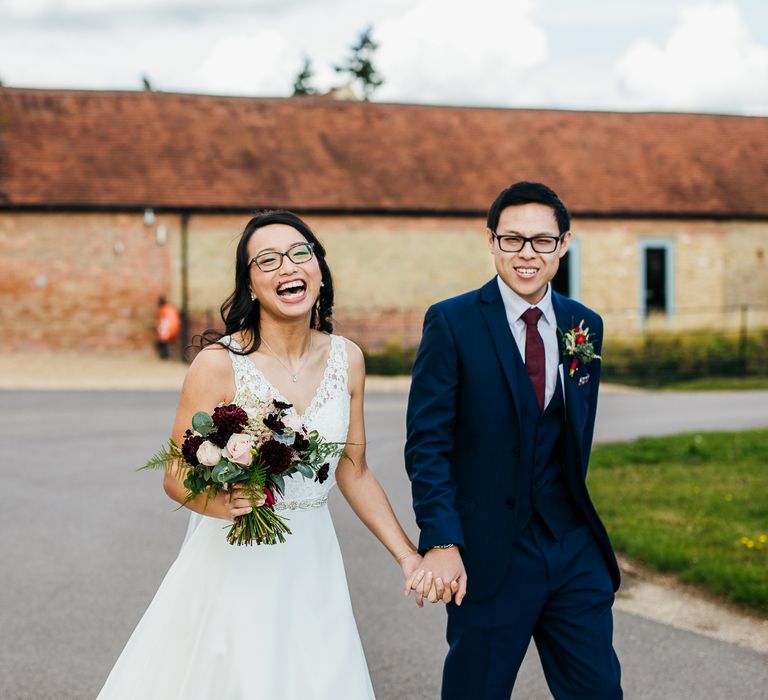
xmin=156 ymin=297 xmax=180 ymax=359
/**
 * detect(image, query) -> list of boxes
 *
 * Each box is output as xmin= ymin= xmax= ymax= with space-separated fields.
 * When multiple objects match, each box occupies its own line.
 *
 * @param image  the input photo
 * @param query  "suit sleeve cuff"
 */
xmin=418 ymin=520 xmax=465 ymax=555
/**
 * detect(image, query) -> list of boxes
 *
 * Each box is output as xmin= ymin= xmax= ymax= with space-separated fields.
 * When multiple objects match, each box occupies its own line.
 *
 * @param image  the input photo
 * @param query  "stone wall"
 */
xmin=2 ymin=211 xmax=766 ymax=354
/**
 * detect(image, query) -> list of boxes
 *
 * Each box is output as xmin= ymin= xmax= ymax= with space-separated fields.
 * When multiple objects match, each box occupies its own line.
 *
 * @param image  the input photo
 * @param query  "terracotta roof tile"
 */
xmin=1 ymin=87 xmax=766 ymax=216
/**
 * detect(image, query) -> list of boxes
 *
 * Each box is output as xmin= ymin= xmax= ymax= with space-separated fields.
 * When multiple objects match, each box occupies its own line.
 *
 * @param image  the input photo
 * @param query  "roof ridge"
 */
xmin=0 ymin=85 xmax=764 ymax=120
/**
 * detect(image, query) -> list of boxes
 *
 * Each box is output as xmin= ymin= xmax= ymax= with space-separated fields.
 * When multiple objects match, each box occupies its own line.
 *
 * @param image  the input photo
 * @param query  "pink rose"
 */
xmin=196 ymin=440 xmax=222 ymax=467
xmin=223 ymin=433 xmax=254 ymax=466
xmin=282 ymin=414 xmax=305 ymax=433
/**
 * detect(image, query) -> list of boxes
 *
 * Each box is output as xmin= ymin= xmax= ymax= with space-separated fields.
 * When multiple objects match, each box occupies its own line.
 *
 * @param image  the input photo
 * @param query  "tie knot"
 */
xmin=521 ymin=307 xmax=543 ymax=326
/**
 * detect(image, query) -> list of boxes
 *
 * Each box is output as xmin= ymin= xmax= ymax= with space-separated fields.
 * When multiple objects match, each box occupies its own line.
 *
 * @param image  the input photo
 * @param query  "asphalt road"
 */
xmin=1 ymin=389 xmax=767 ymax=699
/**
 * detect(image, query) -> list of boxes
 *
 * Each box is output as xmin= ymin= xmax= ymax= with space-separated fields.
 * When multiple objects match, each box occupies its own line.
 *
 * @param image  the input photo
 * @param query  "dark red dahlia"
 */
xmin=292 ymin=432 xmax=310 ymax=453
xmin=260 ymin=439 xmax=293 ymax=475
xmin=181 ymin=429 xmax=204 ymax=466
xmin=315 ymin=462 xmax=330 ymax=484
xmin=210 ymin=404 xmax=248 ymax=446
xmin=263 ymin=413 xmax=286 ymax=435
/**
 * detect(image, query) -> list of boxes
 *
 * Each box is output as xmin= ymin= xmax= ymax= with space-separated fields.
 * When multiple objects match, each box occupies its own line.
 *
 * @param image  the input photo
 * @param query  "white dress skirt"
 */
xmin=97 ymin=335 xmax=375 ymax=699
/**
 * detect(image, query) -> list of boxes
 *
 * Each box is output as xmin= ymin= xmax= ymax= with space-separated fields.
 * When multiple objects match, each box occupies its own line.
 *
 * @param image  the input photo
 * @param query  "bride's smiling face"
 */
xmin=247 ymin=223 xmax=323 ymax=321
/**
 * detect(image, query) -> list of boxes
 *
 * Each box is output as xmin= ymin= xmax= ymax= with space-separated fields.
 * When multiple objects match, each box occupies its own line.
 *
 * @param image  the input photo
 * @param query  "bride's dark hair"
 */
xmin=198 ymin=210 xmax=334 ymax=356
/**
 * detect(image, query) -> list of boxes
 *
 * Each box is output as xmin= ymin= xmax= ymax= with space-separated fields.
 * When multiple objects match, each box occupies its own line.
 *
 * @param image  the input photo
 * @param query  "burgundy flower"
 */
xmin=273 ymin=400 xmax=293 ymax=412
xmin=181 ymin=429 xmax=204 ymax=466
xmin=292 ymin=432 xmax=310 ymax=453
xmin=315 ymin=462 xmax=330 ymax=484
xmin=263 ymin=485 xmax=277 ymax=508
xmin=263 ymin=413 xmax=286 ymax=435
xmin=260 ymin=439 xmax=293 ymax=475
xmin=210 ymin=404 xmax=248 ymax=446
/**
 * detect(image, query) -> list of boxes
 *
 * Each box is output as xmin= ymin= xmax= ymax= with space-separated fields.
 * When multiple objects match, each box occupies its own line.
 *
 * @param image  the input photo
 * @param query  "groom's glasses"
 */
xmin=250 ymin=242 xmax=315 ymax=272
xmin=491 ymin=232 xmax=564 ymax=254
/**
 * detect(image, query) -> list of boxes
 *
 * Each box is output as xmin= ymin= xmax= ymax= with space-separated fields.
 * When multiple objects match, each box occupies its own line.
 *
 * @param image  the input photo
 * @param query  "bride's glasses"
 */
xmin=250 ymin=242 xmax=315 ymax=272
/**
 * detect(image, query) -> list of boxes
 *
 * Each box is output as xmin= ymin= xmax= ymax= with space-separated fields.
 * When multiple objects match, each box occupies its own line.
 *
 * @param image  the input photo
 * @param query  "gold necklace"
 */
xmin=260 ymin=334 xmax=313 ymax=382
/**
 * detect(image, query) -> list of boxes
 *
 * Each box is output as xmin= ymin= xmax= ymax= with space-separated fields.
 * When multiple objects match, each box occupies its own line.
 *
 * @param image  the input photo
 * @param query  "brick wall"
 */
xmin=2 ymin=210 xmax=766 ymax=354
xmin=0 ymin=211 xmax=171 ymax=351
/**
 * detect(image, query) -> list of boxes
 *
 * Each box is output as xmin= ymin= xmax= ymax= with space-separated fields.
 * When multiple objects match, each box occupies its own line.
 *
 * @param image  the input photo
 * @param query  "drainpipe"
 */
xmin=180 ymin=211 xmax=190 ymax=361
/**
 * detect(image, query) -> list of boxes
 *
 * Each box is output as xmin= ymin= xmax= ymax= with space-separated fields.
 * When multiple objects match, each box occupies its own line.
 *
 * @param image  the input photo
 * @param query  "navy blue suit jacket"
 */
xmin=405 ymin=279 xmax=620 ymax=601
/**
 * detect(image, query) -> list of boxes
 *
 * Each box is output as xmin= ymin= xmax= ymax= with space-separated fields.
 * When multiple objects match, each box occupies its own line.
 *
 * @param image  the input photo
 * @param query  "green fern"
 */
xmin=138 ymin=439 xmax=181 ymax=472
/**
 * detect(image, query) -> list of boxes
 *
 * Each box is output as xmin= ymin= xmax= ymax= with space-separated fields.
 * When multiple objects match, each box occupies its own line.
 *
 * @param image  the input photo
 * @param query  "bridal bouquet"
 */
xmin=141 ymin=400 xmax=344 ymax=546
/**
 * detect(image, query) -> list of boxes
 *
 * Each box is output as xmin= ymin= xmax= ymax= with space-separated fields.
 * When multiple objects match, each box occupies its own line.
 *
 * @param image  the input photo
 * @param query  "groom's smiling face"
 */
xmin=487 ymin=203 xmax=571 ymax=305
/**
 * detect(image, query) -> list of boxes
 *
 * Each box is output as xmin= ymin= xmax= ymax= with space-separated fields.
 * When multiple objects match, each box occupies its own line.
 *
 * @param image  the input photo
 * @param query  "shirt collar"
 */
xmin=496 ymin=275 xmax=556 ymax=328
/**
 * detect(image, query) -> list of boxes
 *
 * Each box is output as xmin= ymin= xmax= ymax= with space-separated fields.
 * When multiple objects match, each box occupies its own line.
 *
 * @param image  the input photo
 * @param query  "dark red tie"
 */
xmin=521 ymin=307 xmax=545 ymax=410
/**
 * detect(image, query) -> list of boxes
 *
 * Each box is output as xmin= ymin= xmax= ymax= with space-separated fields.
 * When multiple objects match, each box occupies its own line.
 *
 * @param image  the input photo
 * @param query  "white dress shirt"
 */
xmin=496 ymin=276 xmax=561 ymax=408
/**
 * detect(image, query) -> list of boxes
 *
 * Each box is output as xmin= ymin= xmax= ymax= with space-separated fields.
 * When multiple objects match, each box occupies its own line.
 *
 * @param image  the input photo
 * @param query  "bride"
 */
xmin=98 ymin=211 xmax=426 ymax=699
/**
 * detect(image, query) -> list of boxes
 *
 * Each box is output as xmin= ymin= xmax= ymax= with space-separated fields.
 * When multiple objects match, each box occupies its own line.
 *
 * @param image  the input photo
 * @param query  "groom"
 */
xmin=405 ymin=182 xmax=622 ymax=699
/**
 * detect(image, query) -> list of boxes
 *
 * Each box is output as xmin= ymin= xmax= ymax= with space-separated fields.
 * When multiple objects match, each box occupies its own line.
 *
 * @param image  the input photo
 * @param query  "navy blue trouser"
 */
xmin=442 ymin=519 xmax=622 ymax=700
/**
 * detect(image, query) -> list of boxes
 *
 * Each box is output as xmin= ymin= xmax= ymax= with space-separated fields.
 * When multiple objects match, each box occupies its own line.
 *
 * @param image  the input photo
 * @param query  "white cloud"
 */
xmin=375 ymin=0 xmax=547 ymax=105
xmin=194 ymin=29 xmax=299 ymax=96
xmin=615 ymin=1 xmax=768 ymax=113
xmin=1 ymin=0 xmax=267 ymax=14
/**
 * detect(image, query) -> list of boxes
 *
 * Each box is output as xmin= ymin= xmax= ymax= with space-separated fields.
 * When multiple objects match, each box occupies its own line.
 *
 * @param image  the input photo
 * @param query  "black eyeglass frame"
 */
xmin=249 ymin=242 xmax=316 ymax=272
xmin=491 ymin=231 xmax=566 ymax=254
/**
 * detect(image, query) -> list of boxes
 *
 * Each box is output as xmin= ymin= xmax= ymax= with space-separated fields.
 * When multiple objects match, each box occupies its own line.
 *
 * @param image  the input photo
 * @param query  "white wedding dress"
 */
xmin=98 ymin=335 xmax=376 ymax=700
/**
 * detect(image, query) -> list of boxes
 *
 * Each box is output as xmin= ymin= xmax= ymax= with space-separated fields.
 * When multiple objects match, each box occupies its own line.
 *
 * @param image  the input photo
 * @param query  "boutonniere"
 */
xmin=560 ymin=320 xmax=601 ymax=377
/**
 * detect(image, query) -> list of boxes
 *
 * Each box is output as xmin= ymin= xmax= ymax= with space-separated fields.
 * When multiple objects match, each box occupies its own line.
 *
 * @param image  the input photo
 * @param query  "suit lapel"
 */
xmin=552 ymin=292 xmax=588 ymax=441
xmin=478 ymin=280 xmax=522 ymax=429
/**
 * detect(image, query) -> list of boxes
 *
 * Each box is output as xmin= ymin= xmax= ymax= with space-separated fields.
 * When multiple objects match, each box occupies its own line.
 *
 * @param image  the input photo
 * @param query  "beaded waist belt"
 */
xmin=273 ymin=495 xmax=329 ymax=512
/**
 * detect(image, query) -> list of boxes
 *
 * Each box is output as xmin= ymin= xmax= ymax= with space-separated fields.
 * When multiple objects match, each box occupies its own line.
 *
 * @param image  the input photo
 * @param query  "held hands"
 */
xmin=404 ymin=546 xmax=467 ymax=608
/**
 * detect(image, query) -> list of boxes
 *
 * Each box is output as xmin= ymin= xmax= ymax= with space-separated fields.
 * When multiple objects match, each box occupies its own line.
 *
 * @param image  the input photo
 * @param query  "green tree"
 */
xmin=334 ymin=26 xmax=384 ymax=101
xmin=292 ymin=57 xmax=317 ymax=96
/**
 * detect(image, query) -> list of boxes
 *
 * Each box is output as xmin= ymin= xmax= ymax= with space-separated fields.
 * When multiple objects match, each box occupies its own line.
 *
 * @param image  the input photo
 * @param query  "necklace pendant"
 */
xmin=292 ymin=375 xmax=298 ymax=382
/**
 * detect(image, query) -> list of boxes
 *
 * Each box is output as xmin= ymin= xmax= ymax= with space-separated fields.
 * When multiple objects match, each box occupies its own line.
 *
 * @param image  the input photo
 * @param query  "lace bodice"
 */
xmin=221 ymin=334 xmax=351 ymax=508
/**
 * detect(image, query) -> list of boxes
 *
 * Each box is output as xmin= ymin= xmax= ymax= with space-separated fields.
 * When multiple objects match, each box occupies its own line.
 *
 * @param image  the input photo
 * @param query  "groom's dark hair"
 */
xmin=487 ymin=181 xmax=570 ymax=235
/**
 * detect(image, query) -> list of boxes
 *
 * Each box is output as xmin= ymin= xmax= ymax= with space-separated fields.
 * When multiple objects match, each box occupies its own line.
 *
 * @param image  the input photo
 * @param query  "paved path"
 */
xmin=1 ymin=389 xmax=766 ymax=699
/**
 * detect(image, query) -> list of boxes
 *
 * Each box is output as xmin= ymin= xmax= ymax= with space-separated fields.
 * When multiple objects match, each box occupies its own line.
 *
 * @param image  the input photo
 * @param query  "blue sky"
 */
xmin=1 ymin=0 xmax=766 ymax=114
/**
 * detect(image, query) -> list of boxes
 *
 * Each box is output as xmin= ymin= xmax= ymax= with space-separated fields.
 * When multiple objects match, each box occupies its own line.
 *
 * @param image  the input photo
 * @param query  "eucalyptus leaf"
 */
xmin=295 ymin=463 xmax=314 ymax=479
xmin=212 ymin=460 xmax=243 ymax=484
xmin=274 ymin=432 xmax=293 ymax=446
xmin=192 ymin=411 xmax=215 ymax=437
xmin=271 ymin=474 xmax=286 ymax=495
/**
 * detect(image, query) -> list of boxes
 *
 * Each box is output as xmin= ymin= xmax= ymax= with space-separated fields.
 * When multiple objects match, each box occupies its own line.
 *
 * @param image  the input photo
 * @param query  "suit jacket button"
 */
xmin=505 ymin=498 xmax=516 ymax=509
xmin=511 ymin=447 xmax=520 ymax=457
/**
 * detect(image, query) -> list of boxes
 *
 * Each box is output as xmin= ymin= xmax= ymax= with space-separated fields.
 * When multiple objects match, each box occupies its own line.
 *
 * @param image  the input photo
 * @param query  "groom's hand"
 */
xmin=408 ymin=547 xmax=467 ymax=607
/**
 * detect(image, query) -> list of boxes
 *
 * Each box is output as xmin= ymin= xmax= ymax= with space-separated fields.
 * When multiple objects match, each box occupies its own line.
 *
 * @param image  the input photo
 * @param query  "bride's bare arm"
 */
xmin=162 ymin=344 xmax=245 ymax=521
xmin=335 ymin=340 xmax=422 ymax=584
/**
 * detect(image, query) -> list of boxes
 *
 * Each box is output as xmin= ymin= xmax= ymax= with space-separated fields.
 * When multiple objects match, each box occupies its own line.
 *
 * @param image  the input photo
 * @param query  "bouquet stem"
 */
xmin=227 ymin=507 xmax=292 ymax=546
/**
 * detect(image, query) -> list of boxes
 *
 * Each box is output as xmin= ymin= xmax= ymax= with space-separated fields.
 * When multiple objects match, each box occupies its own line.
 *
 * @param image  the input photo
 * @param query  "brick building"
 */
xmin=1 ymin=87 xmax=766 ymax=353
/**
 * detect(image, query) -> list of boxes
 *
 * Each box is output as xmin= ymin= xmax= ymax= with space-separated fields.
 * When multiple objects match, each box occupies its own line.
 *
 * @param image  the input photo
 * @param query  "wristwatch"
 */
xmin=431 ymin=543 xmax=457 ymax=550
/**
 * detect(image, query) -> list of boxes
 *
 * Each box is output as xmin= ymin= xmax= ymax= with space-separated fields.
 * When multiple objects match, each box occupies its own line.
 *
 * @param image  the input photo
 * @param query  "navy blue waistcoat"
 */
xmin=512 ymin=353 xmax=583 ymax=539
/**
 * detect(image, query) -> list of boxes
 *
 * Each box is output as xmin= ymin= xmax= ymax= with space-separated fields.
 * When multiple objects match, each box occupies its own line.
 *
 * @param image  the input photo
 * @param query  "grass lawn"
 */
xmin=587 ymin=429 xmax=768 ymax=614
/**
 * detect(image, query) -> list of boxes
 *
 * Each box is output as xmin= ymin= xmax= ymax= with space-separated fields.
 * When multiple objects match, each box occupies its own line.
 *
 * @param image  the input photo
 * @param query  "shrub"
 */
xmin=602 ymin=331 xmax=768 ymax=386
